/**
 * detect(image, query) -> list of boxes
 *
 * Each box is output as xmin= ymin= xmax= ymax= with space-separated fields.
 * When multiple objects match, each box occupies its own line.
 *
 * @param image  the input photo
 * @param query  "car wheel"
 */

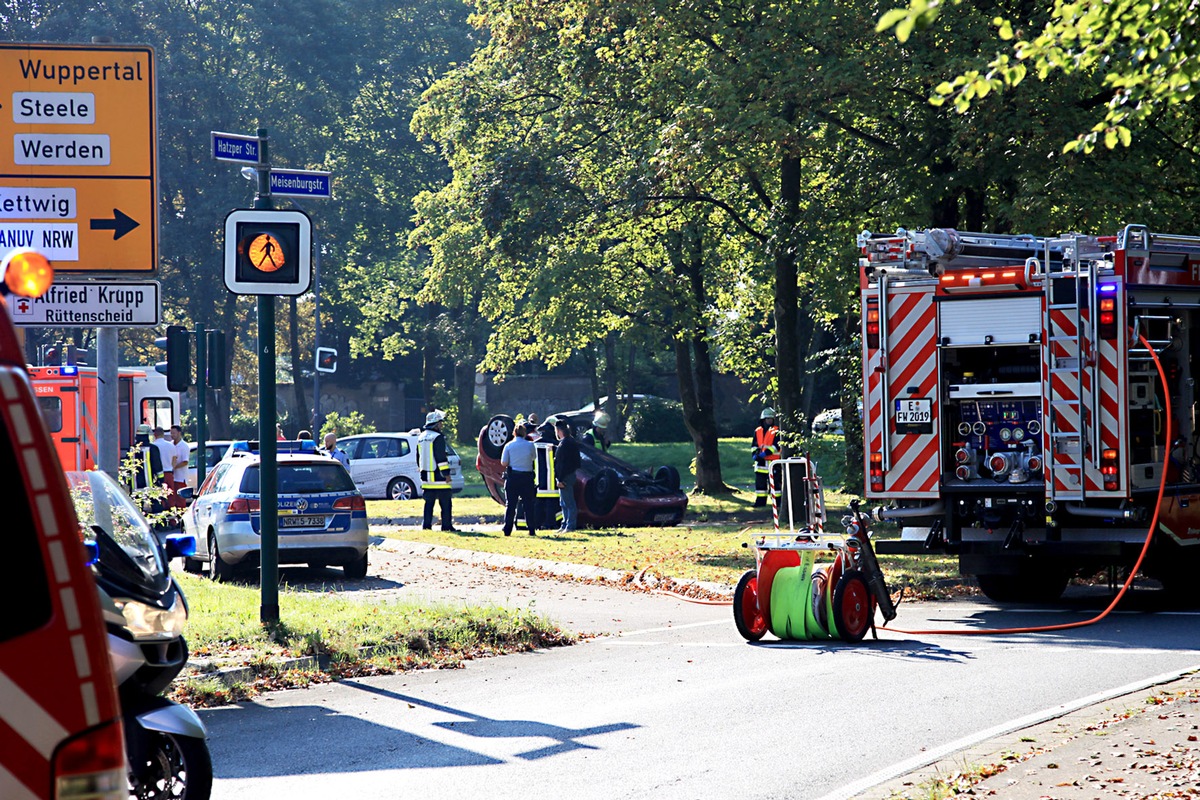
xmin=387 ymin=476 xmax=417 ymax=501
xmin=209 ymin=533 xmax=235 ymax=583
xmin=343 ymin=552 xmax=368 ymax=580
xmin=585 ymin=467 xmax=621 ymax=516
xmin=975 ymin=567 xmax=1070 ymax=603
xmin=480 ymin=414 xmax=515 ymax=460
xmin=654 ymin=465 xmax=681 ymax=492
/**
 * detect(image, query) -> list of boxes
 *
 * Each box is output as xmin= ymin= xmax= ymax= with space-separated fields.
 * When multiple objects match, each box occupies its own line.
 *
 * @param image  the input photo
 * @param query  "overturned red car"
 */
xmin=476 ymin=414 xmax=688 ymax=527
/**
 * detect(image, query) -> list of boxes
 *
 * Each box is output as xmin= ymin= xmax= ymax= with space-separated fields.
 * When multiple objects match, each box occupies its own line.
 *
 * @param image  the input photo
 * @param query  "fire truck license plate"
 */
xmin=895 ymin=398 xmax=932 ymax=434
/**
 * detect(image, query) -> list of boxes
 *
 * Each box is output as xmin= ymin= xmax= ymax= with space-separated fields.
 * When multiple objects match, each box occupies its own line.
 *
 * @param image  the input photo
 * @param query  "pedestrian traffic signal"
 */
xmin=206 ymin=330 xmax=226 ymax=388
xmin=155 ymin=325 xmax=191 ymax=392
xmin=316 ymin=347 xmax=337 ymax=374
xmin=223 ymin=209 xmax=312 ymax=296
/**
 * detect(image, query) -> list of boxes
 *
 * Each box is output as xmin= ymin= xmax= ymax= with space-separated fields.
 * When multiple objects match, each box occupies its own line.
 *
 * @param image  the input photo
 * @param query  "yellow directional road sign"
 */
xmin=0 ymin=43 xmax=157 ymax=273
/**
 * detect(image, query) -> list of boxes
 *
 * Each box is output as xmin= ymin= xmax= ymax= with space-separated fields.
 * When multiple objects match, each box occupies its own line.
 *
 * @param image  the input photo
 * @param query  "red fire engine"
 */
xmin=858 ymin=225 xmax=1200 ymax=602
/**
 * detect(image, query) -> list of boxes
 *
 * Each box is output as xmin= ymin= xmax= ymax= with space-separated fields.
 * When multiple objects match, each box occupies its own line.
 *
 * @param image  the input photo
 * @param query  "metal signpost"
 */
xmin=215 ymin=127 xmax=325 ymax=625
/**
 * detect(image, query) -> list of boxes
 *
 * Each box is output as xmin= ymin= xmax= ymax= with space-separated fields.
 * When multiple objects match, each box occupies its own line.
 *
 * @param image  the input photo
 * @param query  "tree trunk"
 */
xmin=603 ymin=332 xmax=619 ymax=440
xmin=799 ymin=321 xmax=827 ymax=430
xmin=668 ymin=222 xmax=728 ymax=494
xmin=774 ymin=146 xmax=803 ymax=453
xmin=840 ymin=313 xmax=864 ymax=495
xmin=207 ymin=293 xmax=238 ymax=439
xmin=454 ymin=359 xmax=475 ymax=445
xmin=288 ymin=296 xmax=307 ymax=436
xmin=422 ymin=306 xmax=437 ymax=409
xmin=584 ymin=346 xmax=601 ymax=411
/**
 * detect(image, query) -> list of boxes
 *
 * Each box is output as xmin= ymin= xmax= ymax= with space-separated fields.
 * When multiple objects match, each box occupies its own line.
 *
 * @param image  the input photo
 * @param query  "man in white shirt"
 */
xmin=169 ymin=425 xmax=190 ymax=510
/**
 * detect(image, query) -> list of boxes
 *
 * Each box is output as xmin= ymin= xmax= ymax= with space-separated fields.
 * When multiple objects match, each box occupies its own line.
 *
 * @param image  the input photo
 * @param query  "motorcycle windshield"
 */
xmin=67 ymin=471 xmax=170 ymax=594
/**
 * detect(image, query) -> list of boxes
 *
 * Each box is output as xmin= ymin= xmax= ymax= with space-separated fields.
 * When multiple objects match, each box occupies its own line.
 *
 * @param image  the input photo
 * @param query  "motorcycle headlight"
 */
xmin=112 ymin=594 xmax=187 ymax=641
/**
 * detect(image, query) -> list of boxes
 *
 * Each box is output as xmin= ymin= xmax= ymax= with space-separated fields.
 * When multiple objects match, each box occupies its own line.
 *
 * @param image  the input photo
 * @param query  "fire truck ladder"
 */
xmin=1042 ymin=236 xmax=1107 ymax=503
xmin=1124 ymin=225 xmax=1200 ymax=364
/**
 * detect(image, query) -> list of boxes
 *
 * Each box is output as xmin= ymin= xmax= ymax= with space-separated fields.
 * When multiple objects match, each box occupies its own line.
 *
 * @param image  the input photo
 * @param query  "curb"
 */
xmin=183 ymin=537 xmax=731 ymax=688
xmin=372 ymin=535 xmax=734 ymax=596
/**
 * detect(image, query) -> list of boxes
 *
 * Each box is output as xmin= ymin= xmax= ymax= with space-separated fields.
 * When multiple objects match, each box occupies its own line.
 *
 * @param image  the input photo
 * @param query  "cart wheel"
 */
xmin=733 ymin=569 xmax=768 ymax=641
xmin=832 ymin=570 xmax=872 ymax=643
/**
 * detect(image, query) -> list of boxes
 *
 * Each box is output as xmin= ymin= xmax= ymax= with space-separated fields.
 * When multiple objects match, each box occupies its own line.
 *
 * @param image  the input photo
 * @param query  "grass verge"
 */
xmin=173 ymin=573 xmax=573 ymax=707
xmin=375 ymin=518 xmax=965 ymax=599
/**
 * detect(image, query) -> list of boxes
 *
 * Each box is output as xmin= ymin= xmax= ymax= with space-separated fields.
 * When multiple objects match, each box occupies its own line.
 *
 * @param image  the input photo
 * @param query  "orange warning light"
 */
xmin=1 ymin=248 xmax=54 ymax=298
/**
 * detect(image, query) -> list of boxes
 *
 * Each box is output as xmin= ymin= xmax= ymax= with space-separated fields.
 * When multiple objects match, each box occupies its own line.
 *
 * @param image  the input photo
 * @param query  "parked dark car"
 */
xmin=476 ymin=414 xmax=687 ymax=527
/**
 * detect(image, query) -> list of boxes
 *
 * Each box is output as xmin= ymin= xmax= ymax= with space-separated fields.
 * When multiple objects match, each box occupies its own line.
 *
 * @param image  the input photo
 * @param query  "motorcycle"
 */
xmin=73 ymin=470 xmax=212 ymax=799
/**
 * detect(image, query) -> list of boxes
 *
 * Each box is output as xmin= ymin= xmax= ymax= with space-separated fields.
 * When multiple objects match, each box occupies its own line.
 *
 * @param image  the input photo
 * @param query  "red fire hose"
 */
xmin=882 ymin=333 xmax=1170 ymax=636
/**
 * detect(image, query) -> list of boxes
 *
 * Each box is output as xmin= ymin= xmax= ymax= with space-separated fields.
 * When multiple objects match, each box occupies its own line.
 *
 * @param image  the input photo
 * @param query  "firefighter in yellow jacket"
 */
xmin=417 ymin=410 xmax=457 ymax=531
xmin=752 ymin=408 xmax=781 ymax=507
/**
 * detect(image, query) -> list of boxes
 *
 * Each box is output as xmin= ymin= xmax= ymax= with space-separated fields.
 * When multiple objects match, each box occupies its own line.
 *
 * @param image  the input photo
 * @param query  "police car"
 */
xmin=181 ymin=440 xmax=370 ymax=580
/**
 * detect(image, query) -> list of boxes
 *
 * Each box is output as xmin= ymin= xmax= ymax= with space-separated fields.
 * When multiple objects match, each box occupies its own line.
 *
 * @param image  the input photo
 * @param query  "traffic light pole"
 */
xmin=195 ymin=323 xmax=207 ymax=490
xmin=96 ymin=327 xmax=119 ymax=480
xmin=253 ymin=128 xmax=280 ymax=626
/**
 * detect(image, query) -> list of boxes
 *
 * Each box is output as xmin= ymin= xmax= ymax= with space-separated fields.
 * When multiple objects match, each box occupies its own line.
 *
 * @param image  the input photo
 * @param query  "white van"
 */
xmin=338 ymin=432 xmax=464 ymax=499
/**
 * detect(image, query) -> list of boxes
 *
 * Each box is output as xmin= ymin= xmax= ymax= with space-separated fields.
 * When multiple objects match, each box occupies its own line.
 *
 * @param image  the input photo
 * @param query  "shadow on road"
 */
xmin=206 ymin=681 xmax=639 ymax=778
xmin=348 ymin=681 xmax=639 ymax=761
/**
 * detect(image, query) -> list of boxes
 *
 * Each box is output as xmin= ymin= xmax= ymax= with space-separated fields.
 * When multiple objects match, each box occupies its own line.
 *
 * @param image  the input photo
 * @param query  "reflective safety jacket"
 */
xmin=753 ymin=425 xmax=781 ymax=473
xmin=129 ymin=442 xmax=162 ymax=492
xmin=534 ymin=442 xmax=558 ymax=498
xmin=417 ymin=427 xmax=451 ymax=489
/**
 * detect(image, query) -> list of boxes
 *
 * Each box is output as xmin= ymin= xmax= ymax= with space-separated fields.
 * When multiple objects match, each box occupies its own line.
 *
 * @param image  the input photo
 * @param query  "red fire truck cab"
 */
xmin=1 ymin=249 xmax=126 ymax=798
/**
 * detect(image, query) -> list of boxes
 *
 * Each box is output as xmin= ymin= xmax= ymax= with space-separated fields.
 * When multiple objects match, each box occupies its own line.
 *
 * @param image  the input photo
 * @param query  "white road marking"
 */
xmin=815 ymin=662 xmax=1200 ymax=800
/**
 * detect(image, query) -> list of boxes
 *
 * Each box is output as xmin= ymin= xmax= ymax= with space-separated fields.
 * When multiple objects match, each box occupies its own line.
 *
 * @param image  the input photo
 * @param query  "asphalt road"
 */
xmin=199 ymin=544 xmax=1200 ymax=799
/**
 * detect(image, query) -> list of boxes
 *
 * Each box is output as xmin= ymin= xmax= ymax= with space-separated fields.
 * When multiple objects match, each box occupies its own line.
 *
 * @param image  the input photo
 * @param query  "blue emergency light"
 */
xmin=229 ymin=439 xmax=319 ymax=456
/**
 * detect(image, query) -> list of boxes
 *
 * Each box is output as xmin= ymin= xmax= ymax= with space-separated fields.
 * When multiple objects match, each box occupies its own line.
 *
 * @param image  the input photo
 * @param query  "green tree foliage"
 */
xmin=3 ymin=0 xmax=476 ymax=433
xmin=878 ymin=0 xmax=1200 ymax=153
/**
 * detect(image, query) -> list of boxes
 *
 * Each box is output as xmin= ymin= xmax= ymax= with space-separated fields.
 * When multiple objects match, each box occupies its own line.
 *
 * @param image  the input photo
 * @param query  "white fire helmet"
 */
xmin=425 ymin=409 xmax=446 ymax=426
xmin=760 ymin=407 xmax=776 ymax=420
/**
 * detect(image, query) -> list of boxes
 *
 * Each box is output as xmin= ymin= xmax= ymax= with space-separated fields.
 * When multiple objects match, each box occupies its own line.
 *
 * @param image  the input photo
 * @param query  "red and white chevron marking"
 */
xmin=863 ymin=287 xmax=939 ymax=498
xmin=1093 ymin=294 xmax=1125 ymax=495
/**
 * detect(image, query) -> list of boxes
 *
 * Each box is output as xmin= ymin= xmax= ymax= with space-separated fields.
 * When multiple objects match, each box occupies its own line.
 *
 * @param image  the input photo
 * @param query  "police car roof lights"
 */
xmin=228 ymin=439 xmax=320 ymax=456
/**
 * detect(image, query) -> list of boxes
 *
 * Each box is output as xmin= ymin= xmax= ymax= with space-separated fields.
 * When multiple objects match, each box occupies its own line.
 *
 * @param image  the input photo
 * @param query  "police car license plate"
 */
xmin=280 ymin=515 xmax=325 ymax=528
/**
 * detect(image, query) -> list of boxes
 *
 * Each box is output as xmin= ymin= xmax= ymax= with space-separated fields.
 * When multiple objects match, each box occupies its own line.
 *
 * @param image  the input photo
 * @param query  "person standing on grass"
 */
xmin=752 ymin=407 xmax=781 ymax=507
xmin=417 ymin=410 xmax=457 ymax=532
xmin=554 ymin=418 xmax=581 ymax=532
xmin=501 ymin=423 xmax=538 ymax=536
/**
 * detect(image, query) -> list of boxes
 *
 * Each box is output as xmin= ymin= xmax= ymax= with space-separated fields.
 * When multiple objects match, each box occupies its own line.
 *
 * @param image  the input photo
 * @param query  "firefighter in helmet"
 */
xmin=751 ymin=407 xmax=781 ymax=507
xmin=584 ymin=411 xmax=611 ymax=452
xmin=417 ymin=410 xmax=457 ymax=531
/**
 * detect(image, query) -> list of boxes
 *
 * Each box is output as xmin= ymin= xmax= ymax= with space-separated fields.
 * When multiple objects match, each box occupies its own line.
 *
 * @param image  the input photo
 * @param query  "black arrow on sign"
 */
xmin=90 ymin=208 xmax=139 ymax=240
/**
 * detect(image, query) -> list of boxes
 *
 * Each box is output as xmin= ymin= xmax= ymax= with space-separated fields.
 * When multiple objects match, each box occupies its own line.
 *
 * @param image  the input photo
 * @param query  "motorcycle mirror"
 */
xmin=164 ymin=533 xmax=197 ymax=560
